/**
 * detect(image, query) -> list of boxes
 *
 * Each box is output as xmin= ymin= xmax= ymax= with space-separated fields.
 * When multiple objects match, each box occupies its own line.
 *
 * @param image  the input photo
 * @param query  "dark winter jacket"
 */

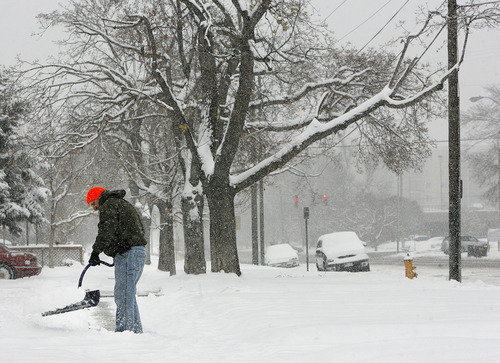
xmin=92 ymin=189 xmax=147 ymax=257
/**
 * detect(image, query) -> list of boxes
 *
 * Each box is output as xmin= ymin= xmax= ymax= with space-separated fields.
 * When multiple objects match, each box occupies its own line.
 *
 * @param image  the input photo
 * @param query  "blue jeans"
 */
xmin=114 ymin=246 xmax=146 ymax=333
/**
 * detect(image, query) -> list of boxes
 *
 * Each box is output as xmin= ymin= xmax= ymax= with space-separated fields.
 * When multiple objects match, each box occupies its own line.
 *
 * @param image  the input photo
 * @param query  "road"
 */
xmin=239 ymin=249 xmax=500 ymax=269
xmin=368 ymin=252 xmax=500 ymax=268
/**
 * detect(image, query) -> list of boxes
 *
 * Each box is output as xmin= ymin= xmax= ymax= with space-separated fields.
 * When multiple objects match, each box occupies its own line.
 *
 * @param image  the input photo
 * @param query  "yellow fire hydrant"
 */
xmin=404 ymin=253 xmax=417 ymax=279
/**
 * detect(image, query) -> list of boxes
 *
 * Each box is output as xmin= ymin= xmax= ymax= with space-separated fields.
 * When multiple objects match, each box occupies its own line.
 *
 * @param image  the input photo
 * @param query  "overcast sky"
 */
xmin=0 ymin=0 xmax=62 ymax=66
xmin=310 ymin=0 xmax=500 ymax=138
xmin=312 ymin=0 xmax=500 ymax=110
xmin=1 ymin=0 xmax=499 ymax=136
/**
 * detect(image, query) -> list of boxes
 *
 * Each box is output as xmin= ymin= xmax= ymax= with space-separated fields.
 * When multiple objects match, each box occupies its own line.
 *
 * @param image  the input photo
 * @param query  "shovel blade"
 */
xmin=41 ymin=290 xmax=100 ymax=317
xmin=84 ymin=289 xmax=100 ymax=306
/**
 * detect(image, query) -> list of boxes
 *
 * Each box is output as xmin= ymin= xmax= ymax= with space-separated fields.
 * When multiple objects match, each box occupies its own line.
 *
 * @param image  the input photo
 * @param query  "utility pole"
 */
xmin=498 ymin=145 xmax=500 ymax=223
xmin=438 ymin=155 xmax=444 ymax=209
xmin=251 ymin=183 xmax=259 ymax=265
xmin=259 ymin=180 xmax=265 ymax=265
xmin=303 ymin=207 xmax=309 ymax=271
xmin=448 ymin=0 xmax=461 ymax=282
xmin=397 ymin=173 xmax=402 ymax=254
xmin=251 ymin=180 xmax=266 ymax=265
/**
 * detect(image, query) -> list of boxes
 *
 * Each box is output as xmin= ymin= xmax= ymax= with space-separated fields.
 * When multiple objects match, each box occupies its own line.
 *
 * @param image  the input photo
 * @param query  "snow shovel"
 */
xmin=41 ymin=260 xmax=114 ymax=317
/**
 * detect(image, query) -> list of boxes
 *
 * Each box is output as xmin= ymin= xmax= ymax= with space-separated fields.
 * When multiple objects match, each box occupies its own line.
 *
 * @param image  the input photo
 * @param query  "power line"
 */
xmin=322 ymin=0 xmax=349 ymax=23
xmin=358 ymin=0 xmax=410 ymax=53
xmin=338 ymin=0 xmax=394 ymax=42
xmin=459 ymin=0 xmax=500 ymax=7
xmin=310 ymin=136 xmax=499 ymax=149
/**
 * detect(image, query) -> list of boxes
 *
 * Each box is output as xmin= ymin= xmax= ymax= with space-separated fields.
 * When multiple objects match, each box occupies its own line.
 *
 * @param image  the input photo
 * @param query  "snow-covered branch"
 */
xmin=231 ymin=67 xmax=450 ymax=193
xmin=248 ymin=69 xmax=369 ymax=110
xmin=52 ymin=210 xmax=94 ymax=227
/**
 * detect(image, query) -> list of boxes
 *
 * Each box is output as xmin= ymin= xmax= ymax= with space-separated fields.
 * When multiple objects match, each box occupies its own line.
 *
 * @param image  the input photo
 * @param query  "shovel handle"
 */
xmin=78 ymin=260 xmax=114 ymax=288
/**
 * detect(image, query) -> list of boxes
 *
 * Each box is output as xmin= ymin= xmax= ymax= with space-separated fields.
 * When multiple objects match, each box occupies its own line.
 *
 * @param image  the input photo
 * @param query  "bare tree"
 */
xmin=103 ymin=103 xmax=182 ymax=272
xmin=23 ymin=0 xmax=497 ymax=276
xmin=463 ymin=85 xmax=500 ymax=208
xmin=41 ymin=156 xmax=94 ymax=267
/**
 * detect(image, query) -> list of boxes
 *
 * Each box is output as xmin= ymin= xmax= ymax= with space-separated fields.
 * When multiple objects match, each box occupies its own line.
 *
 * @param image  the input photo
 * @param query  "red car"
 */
xmin=0 ymin=244 xmax=42 ymax=279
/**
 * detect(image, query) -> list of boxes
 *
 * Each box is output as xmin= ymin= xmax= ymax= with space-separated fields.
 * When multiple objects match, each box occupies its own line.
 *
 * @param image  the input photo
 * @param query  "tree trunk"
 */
xmin=48 ymin=210 xmax=56 ymax=268
xmin=129 ymin=180 xmax=151 ymax=264
xmin=48 ymin=223 xmax=56 ymax=268
xmin=182 ymin=193 xmax=206 ymax=274
xmin=157 ymin=200 xmax=176 ymax=274
xmin=142 ymin=216 xmax=152 ymax=265
xmin=166 ymin=204 xmax=176 ymax=276
xmin=207 ymin=184 xmax=241 ymax=276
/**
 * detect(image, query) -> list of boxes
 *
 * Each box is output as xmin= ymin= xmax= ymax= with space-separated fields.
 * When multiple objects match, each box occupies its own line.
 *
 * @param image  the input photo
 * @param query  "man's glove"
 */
xmin=89 ymin=251 xmax=101 ymax=266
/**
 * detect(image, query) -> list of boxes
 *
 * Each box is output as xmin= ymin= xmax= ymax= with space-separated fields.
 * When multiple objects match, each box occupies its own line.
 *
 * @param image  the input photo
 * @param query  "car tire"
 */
xmin=321 ymin=256 xmax=327 ymax=271
xmin=0 ymin=263 xmax=15 ymax=279
xmin=316 ymin=254 xmax=327 ymax=271
xmin=316 ymin=258 xmax=323 ymax=271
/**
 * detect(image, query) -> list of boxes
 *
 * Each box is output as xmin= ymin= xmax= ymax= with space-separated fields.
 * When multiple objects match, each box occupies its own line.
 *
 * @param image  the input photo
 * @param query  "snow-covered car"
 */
xmin=441 ymin=235 xmax=489 ymax=255
xmin=315 ymin=232 xmax=370 ymax=272
xmin=0 ymin=244 xmax=42 ymax=279
xmin=265 ymin=244 xmax=300 ymax=268
xmin=410 ymin=235 xmax=430 ymax=242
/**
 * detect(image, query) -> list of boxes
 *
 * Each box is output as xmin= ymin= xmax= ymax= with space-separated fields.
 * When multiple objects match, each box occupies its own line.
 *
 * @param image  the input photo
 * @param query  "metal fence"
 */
xmin=9 ymin=245 xmax=85 ymax=267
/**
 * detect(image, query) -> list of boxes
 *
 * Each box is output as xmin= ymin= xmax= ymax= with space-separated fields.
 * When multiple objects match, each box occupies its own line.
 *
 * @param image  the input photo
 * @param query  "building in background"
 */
xmin=402 ymin=143 xmax=497 ymax=238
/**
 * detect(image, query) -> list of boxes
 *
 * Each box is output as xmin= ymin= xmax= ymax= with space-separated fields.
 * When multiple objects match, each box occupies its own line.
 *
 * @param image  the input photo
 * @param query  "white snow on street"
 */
xmin=2 ymin=247 xmax=500 ymax=362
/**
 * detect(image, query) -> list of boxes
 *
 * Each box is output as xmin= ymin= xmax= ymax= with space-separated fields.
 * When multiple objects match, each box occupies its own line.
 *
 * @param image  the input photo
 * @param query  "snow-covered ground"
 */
xmin=2 ymin=247 xmax=500 ymax=362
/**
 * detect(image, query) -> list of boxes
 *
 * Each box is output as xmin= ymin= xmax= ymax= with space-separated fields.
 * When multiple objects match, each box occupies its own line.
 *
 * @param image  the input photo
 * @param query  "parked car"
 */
xmin=441 ymin=235 xmax=489 ymax=255
xmin=265 ymin=244 xmax=300 ymax=268
xmin=409 ymin=235 xmax=430 ymax=242
xmin=315 ymin=232 xmax=370 ymax=272
xmin=0 ymin=244 xmax=42 ymax=279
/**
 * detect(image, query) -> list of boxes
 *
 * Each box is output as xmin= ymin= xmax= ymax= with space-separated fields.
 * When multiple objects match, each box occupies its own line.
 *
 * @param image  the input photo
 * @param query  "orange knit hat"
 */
xmin=86 ymin=187 xmax=105 ymax=204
